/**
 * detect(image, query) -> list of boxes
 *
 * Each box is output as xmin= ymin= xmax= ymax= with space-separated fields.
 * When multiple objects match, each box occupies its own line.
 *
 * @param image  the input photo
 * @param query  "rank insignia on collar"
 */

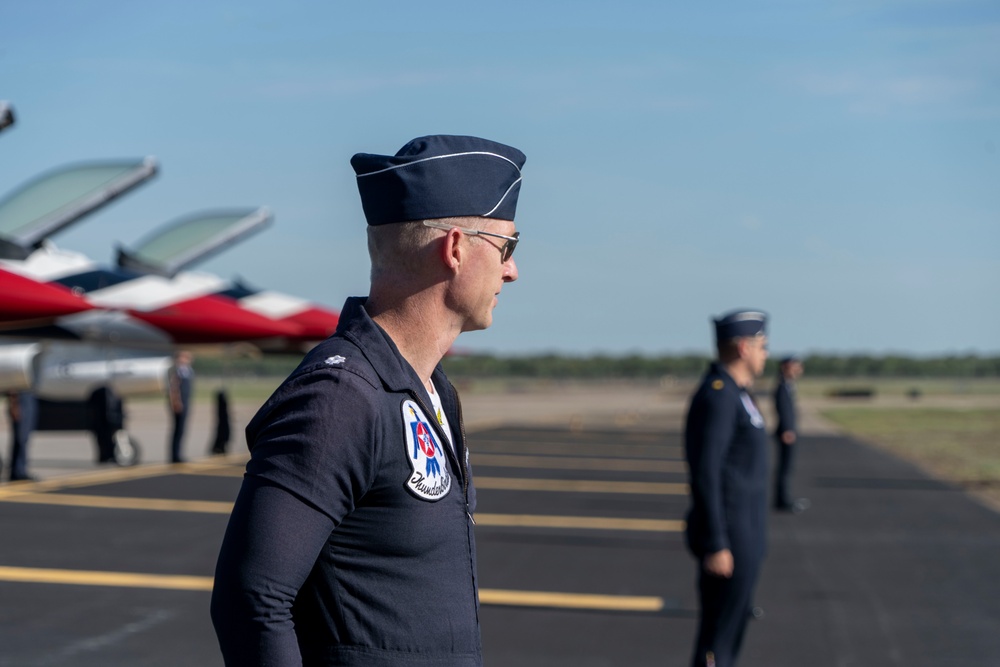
xmin=401 ymin=400 xmax=452 ymax=501
xmin=324 ymin=355 xmax=346 ymax=366
xmin=712 ymin=379 xmax=724 ymax=390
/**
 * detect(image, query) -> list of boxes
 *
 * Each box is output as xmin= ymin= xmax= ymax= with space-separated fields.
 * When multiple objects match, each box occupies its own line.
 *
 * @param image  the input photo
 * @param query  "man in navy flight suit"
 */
xmin=211 ymin=135 xmax=525 ymax=666
xmin=773 ymin=355 xmax=806 ymax=512
xmin=684 ymin=310 xmax=770 ymax=667
xmin=167 ymin=349 xmax=193 ymax=464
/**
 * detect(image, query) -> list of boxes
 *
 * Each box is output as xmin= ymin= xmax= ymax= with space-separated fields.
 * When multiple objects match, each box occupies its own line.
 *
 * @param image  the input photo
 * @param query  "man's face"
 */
xmin=458 ymin=218 xmax=519 ymax=332
xmin=743 ymin=335 xmax=769 ymax=378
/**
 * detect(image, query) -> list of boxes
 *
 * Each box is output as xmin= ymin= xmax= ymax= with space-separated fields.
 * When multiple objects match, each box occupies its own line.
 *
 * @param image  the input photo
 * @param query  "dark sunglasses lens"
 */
xmin=502 ymin=234 xmax=519 ymax=262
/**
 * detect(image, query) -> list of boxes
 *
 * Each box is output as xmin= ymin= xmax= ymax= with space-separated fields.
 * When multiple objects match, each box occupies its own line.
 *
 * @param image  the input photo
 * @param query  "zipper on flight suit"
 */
xmin=451 ymin=384 xmax=474 ymax=524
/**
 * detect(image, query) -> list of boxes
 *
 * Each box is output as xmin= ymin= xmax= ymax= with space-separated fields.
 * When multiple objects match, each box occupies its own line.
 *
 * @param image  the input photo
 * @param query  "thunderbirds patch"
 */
xmin=740 ymin=392 xmax=765 ymax=429
xmin=401 ymin=399 xmax=452 ymax=501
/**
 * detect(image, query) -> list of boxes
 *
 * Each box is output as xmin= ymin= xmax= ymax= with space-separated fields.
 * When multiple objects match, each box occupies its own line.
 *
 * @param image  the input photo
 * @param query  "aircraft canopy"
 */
xmin=116 ymin=207 xmax=272 ymax=277
xmin=0 ymin=158 xmax=157 ymax=258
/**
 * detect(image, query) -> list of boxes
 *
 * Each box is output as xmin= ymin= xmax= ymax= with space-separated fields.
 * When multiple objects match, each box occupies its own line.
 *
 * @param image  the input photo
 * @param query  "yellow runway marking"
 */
xmin=0 ymin=567 xmax=664 ymax=612
xmin=479 ymin=588 xmax=664 ymax=612
xmin=473 ymin=453 xmax=685 ymax=473
xmin=1 ymin=492 xmax=234 ymax=514
xmin=0 ymin=459 xmax=248 ymax=499
xmin=0 ymin=566 xmax=213 ymax=591
xmin=184 ymin=466 xmax=247 ymax=477
xmin=0 ymin=492 xmax=685 ymax=532
xmin=476 ymin=513 xmax=683 ymax=532
xmin=475 ymin=477 xmax=688 ymax=495
xmin=0 ymin=464 xmax=177 ymax=499
xmin=472 ymin=440 xmax=680 ymax=459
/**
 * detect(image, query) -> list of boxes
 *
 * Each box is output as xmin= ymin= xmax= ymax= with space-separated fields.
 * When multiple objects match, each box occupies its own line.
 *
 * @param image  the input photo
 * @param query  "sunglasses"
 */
xmin=422 ymin=220 xmax=520 ymax=262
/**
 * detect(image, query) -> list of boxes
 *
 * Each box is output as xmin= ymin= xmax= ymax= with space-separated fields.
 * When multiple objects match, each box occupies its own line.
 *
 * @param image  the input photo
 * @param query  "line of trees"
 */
xmin=441 ymin=353 xmax=1000 ymax=379
xmin=193 ymin=352 xmax=1000 ymax=379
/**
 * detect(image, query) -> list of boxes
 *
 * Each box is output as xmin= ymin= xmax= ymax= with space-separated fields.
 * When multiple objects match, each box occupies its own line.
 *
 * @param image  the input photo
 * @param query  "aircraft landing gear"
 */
xmin=111 ymin=429 xmax=141 ymax=466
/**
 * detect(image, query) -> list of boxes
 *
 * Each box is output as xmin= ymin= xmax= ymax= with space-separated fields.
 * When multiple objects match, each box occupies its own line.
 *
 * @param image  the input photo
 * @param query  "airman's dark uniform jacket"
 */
xmin=684 ymin=363 xmax=769 ymax=563
xmin=211 ymin=297 xmax=480 ymax=667
xmin=774 ymin=378 xmax=796 ymax=437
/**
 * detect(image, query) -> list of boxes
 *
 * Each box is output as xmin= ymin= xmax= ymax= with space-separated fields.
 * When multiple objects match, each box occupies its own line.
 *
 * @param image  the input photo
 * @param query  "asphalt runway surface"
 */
xmin=2 ymin=420 xmax=999 ymax=666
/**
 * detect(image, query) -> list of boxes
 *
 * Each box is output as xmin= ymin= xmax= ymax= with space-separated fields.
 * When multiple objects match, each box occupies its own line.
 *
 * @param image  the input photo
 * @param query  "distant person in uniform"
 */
xmin=211 ymin=135 xmax=525 ymax=666
xmin=684 ymin=310 xmax=770 ymax=667
xmin=167 ymin=350 xmax=194 ymax=464
xmin=773 ymin=355 xmax=807 ymax=512
xmin=5 ymin=390 xmax=37 ymax=481
xmin=208 ymin=389 xmax=231 ymax=456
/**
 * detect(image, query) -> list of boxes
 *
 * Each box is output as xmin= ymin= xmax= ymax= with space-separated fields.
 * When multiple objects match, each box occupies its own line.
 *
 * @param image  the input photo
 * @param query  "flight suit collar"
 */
xmin=336 ymin=296 xmax=464 ymax=477
xmin=336 ymin=296 xmax=427 ymax=396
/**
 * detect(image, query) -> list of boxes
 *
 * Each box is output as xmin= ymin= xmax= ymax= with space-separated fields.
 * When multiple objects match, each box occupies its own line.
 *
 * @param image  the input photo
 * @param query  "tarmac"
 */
xmin=1 ymin=384 xmax=998 ymax=666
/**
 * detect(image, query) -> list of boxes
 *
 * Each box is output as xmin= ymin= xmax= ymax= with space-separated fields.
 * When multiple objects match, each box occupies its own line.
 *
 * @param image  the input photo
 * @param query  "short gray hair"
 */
xmin=367 ymin=216 xmax=490 ymax=282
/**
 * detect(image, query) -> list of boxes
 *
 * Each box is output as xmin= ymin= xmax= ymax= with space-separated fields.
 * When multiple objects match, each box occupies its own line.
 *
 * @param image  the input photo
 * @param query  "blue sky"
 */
xmin=1 ymin=1 xmax=997 ymax=356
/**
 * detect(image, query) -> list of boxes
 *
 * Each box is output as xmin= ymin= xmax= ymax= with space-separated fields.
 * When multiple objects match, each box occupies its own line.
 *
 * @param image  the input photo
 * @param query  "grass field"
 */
xmin=821 ymin=406 xmax=1000 ymax=510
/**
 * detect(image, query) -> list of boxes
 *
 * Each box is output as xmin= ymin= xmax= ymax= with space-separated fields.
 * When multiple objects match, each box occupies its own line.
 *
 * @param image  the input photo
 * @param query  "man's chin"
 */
xmin=462 ymin=313 xmax=493 ymax=333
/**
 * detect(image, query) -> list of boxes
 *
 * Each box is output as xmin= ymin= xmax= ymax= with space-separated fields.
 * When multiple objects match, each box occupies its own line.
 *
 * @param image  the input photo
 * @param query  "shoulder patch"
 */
xmin=401 ymin=399 xmax=452 ymax=501
xmin=711 ymin=379 xmax=724 ymax=390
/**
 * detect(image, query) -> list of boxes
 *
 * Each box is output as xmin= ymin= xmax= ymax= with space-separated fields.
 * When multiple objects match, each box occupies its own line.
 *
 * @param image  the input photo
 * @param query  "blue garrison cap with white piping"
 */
xmin=351 ymin=135 xmax=525 ymax=226
xmin=714 ymin=310 xmax=768 ymax=342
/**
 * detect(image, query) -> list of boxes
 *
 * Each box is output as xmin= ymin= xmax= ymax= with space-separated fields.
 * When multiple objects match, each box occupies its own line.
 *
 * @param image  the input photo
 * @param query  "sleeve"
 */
xmin=210 ymin=369 xmax=380 ymax=665
xmin=686 ymin=389 xmax=737 ymax=553
xmin=775 ymin=383 xmax=795 ymax=434
xmin=211 ymin=480 xmax=336 ymax=666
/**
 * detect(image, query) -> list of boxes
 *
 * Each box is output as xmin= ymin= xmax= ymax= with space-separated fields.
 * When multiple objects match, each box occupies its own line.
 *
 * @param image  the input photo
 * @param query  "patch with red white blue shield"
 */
xmin=401 ymin=399 xmax=452 ymax=501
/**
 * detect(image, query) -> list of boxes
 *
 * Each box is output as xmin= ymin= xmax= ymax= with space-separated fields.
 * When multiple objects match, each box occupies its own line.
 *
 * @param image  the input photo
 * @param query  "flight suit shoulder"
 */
xmin=290 ymin=338 xmax=380 ymax=390
xmin=699 ymin=373 xmax=737 ymax=406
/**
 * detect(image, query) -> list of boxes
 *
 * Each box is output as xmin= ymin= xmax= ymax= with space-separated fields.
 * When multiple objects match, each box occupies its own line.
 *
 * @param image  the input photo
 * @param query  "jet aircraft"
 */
xmin=0 ymin=163 xmax=299 ymax=464
xmin=116 ymin=209 xmax=340 ymax=351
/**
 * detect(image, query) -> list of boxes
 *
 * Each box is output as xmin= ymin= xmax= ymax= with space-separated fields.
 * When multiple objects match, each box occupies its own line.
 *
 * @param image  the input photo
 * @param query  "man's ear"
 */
xmin=440 ymin=228 xmax=464 ymax=272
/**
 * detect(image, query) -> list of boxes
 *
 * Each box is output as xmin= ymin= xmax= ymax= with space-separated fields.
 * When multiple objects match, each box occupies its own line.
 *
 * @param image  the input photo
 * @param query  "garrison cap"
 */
xmin=351 ymin=135 xmax=525 ymax=226
xmin=714 ymin=310 xmax=768 ymax=342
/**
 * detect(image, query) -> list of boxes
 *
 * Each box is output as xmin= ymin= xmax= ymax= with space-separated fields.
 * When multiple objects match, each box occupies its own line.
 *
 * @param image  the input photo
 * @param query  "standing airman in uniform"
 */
xmin=684 ymin=310 xmax=770 ymax=667
xmin=774 ymin=355 xmax=807 ymax=512
xmin=211 ymin=134 xmax=525 ymax=667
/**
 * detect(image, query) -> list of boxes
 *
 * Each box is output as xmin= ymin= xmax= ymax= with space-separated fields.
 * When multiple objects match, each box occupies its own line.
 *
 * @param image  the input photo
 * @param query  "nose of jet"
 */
xmin=129 ymin=294 xmax=304 ymax=344
xmin=0 ymin=269 xmax=94 ymax=322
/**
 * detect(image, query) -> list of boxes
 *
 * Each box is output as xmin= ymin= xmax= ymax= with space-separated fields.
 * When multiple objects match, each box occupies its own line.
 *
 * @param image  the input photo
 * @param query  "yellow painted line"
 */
xmin=479 ymin=588 xmax=664 ymax=612
xmin=0 ymin=566 xmax=663 ymax=612
xmin=184 ymin=466 xmax=247 ymax=477
xmin=0 ymin=460 xmax=249 ymax=499
xmin=1 ymin=492 xmax=234 ymax=514
xmin=473 ymin=453 xmax=685 ymax=473
xmin=472 ymin=440 xmax=680 ymax=459
xmin=0 ymin=492 xmax=687 ymax=530
xmin=0 ymin=566 xmax=213 ymax=591
xmin=0 ymin=465 xmax=177 ymax=499
xmin=476 ymin=513 xmax=683 ymax=532
xmin=474 ymin=476 xmax=687 ymax=495
xmin=1 ymin=490 xmax=682 ymax=531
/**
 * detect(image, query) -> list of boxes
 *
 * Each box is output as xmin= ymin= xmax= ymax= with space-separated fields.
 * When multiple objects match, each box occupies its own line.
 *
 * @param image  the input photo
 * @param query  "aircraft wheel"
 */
xmin=112 ymin=430 xmax=141 ymax=466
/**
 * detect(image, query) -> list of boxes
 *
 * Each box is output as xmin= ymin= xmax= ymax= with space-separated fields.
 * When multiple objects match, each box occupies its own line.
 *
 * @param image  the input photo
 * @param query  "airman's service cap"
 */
xmin=351 ymin=135 xmax=526 ymax=226
xmin=714 ymin=310 xmax=768 ymax=342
